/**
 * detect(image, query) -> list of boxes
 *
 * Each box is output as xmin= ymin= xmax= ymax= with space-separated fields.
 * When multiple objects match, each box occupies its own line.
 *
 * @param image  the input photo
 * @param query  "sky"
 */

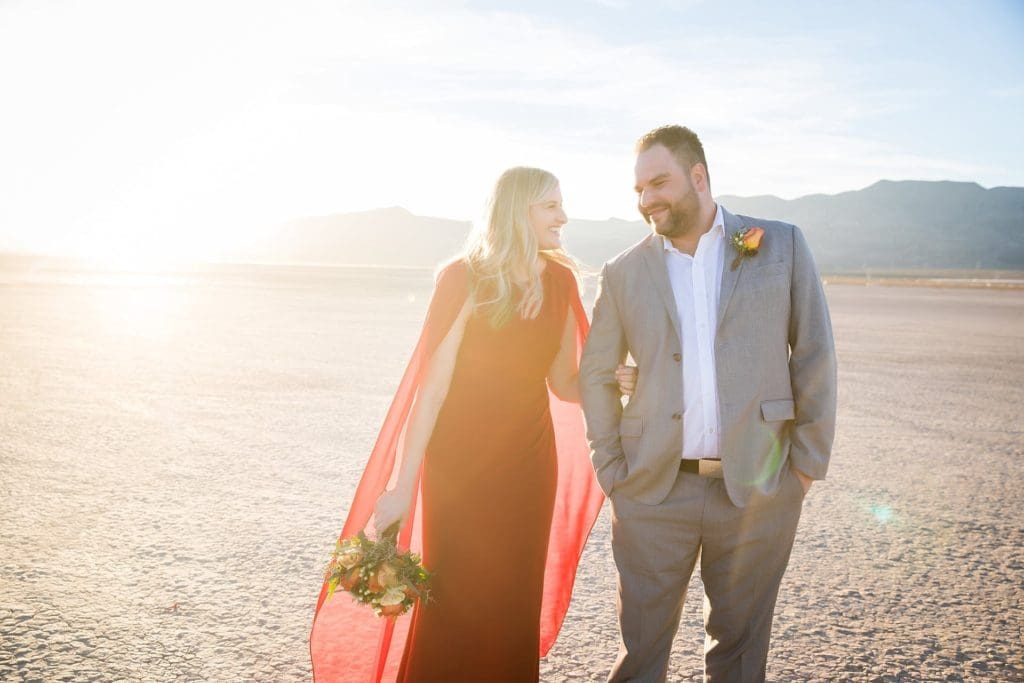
xmin=1 ymin=0 xmax=1022 ymax=262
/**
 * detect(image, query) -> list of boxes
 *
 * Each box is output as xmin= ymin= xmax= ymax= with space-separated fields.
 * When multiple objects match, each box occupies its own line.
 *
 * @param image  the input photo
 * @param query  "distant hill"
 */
xmin=251 ymin=207 xmax=469 ymax=268
xmin=719 ymin=180 xmax=1024 ymax=272
xmin=228 ymin=180 xmax=1024 ymax=272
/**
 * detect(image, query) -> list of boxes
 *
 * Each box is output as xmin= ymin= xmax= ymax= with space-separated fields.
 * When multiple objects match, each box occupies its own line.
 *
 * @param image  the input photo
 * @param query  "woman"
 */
xmin=309 ymin=167 xmax=634 ymax=682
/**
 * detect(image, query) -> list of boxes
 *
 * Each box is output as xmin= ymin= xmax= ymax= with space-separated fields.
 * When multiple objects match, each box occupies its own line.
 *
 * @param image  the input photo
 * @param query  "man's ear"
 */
xmin=691 ymin=163 xmax=709 ymax=193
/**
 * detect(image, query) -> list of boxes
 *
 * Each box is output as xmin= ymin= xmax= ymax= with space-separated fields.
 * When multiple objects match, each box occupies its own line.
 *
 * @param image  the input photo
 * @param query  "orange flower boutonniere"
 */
xmin=729 ymin=226 xmax=764 ymax=271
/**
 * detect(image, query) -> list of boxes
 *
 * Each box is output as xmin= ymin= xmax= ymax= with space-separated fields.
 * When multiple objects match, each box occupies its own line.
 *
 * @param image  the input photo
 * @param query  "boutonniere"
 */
xmin=729 ymin=226 xmax=764 ymax=271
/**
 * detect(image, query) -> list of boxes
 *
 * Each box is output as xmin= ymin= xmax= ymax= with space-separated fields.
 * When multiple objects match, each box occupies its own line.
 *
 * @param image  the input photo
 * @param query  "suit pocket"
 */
xmin=619 ymin=416 xmax=643 ymax=438
xmin=760 ymin=399 xmax=795 ymax=422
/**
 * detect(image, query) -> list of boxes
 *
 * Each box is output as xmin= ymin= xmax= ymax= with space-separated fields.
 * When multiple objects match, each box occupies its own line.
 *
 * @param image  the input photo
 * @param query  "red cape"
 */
xmin=309 ymin=261 xmax=604 ymax=682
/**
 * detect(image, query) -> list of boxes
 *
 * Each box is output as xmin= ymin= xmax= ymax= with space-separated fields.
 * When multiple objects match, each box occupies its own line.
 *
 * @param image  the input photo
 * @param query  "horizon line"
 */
xmin=294 ymin=177 xmax=1018 ymax=225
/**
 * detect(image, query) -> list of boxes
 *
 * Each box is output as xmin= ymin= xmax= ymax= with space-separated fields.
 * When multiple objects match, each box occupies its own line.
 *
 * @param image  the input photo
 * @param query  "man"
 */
xmin=580 ymin=125 xmax=837 ymax=682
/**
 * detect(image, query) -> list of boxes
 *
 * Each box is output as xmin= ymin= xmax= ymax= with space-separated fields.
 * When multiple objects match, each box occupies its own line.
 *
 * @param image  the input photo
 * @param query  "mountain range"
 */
xmin=233 ymin=180 xmax=1024 ymax=272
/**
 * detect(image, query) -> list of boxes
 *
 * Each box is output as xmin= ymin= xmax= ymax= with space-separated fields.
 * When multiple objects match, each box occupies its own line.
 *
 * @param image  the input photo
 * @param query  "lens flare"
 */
xmin=869 ymin=504 xmax=894 ymax=525
xmin=744 ymin=428 xmax=783 ymax=486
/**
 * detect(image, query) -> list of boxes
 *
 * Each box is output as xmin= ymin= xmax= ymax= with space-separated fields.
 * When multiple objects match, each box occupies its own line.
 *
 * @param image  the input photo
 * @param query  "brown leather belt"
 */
xmin=679 ymin=458 xmax=724 ymax=478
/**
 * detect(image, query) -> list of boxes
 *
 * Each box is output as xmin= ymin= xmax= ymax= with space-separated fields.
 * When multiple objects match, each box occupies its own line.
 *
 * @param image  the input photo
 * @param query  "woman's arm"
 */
xmin=547 ymin=309 xmax=580 ymax=402
xmin=373 ymin=297 xmax=473 ymax=533
xmin=548 ymin=309 xmax=639 ymax=402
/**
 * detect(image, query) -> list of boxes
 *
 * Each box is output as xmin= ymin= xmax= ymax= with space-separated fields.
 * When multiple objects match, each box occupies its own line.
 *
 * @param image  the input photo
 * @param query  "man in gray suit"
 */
xmin=580 ymin=125 xmax=837 ymax=682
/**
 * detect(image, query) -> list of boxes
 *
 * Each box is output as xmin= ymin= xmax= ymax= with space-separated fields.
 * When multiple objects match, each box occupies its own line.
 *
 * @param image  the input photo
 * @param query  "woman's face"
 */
xmin=528 ymin=183 xmax=568 ymax=251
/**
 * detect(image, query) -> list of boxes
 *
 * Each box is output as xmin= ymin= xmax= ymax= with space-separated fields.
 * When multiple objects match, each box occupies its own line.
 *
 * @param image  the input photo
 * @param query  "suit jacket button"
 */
xmin=672 ymin=413 xmax=682 ymax=421
xmin=673 ymin=353 xmax=682 ymax=362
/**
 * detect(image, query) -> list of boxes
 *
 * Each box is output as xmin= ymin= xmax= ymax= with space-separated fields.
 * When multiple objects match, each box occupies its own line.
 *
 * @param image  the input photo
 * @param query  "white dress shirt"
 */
xmin=663 ymin=203 xmax=725 ymax=460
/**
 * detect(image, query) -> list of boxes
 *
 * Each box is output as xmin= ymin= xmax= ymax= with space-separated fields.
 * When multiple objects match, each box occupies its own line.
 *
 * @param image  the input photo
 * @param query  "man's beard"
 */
xmin=642 ymin=174 xmax=701 ymax=238
xmin=645 ymin=199 xmax=697 ymax=239
xmin=649 ymin=206 xmax=685 ymax=238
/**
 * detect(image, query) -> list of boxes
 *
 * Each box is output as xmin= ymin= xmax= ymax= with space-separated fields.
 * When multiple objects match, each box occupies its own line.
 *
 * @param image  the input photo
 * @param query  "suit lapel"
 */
xmin=717 ymin=208 xmax=747 ymax=331
xmin=641 ymin=235 xmax=682 ymax=346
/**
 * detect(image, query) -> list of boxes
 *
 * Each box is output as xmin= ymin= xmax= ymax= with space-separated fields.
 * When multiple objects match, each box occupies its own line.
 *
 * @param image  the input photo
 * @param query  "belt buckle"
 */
xmin=698 ymin=459 xmax=723 ymax=478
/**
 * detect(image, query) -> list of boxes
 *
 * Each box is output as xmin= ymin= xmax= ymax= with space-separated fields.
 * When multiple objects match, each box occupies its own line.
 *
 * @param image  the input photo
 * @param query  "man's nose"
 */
xmin=638 ymin=188 xmax=653 ymax=209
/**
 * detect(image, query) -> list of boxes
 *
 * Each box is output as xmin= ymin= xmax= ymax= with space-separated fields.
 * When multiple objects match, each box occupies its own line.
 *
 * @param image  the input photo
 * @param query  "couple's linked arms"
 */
xmin=547 ymin=309 xmax=638 ymax=402
xmin=374 ymin=304 xmax=636 ymax=534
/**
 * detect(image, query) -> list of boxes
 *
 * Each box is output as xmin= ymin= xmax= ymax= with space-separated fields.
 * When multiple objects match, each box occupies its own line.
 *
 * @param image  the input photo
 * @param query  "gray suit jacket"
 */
xmin=580 ymin=208 xmax=837 ymax=507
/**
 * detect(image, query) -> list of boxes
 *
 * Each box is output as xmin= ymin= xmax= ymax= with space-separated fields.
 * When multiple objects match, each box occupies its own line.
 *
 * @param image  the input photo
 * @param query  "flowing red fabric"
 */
xmin=309 ymin=261 xmax=603 ymax=682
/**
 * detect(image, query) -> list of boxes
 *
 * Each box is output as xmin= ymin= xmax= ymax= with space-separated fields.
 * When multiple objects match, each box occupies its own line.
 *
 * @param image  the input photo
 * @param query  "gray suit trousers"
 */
xmin=608 ymin=464 xmax=805 ymax=683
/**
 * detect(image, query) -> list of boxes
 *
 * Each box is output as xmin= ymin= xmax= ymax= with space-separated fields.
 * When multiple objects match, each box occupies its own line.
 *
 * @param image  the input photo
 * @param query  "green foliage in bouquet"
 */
xmin=323 ymin=522 xmax=432 ymax=617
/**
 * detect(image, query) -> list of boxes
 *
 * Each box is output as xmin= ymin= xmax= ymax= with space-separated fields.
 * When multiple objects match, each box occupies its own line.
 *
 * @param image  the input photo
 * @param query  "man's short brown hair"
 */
xmin=636 ymin=125 xmax=709 ymax=184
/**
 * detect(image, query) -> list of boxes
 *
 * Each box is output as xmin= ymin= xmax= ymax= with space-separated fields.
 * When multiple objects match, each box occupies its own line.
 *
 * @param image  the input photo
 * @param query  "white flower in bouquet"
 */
xmin=379 ymin=587 xmax=407 ymax=607
xmin=337 ymin=547 xmax=364 ymax=569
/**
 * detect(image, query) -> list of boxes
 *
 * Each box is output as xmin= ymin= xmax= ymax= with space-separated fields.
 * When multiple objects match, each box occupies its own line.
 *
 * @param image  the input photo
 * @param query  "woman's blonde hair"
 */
xmin=462 ymin=167 xmax=579 ymax=328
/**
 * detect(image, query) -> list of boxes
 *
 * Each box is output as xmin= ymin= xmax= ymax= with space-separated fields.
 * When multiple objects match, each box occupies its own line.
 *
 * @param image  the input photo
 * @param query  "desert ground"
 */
xmin=1 ymin=264 xmax=1022 ymax=681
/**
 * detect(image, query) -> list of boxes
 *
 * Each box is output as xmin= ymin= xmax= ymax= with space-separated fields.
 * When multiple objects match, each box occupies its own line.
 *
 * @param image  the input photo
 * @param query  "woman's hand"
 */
xmin=374 ymin=486 xmax=414 ymax=536
xmin=616 ymin=364 xmax=638 ymax=396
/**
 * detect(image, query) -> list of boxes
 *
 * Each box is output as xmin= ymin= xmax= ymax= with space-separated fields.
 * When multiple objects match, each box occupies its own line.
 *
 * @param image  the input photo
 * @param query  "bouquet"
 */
xmin=323 ymin=523 xmax=432 ymax=617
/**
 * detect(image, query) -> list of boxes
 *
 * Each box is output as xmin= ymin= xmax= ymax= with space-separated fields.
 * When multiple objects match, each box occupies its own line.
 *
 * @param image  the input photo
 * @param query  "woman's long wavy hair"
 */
xmin=461 ymin=167 xmax=579 ymax=328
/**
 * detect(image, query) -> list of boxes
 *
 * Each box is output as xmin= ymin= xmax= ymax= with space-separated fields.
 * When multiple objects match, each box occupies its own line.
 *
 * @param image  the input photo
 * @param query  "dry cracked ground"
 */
xmin=2 ymin=268 xmax=1021 ymax=681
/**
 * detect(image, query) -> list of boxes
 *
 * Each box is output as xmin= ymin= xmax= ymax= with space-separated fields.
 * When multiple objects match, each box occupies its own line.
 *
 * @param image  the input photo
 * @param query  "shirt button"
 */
xmin=672 ymin=413 xmax=682 ymax=421
xmin=673 ymin=353 xmax=681 ymax=362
